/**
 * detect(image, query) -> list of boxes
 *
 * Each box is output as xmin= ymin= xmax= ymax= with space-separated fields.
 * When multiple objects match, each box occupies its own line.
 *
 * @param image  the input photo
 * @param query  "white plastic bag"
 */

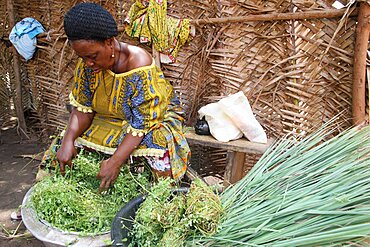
xmin=218 ymin=91 xmax=267 ymax=143
xmin=198 ymin=103 xmax=243 ymax=142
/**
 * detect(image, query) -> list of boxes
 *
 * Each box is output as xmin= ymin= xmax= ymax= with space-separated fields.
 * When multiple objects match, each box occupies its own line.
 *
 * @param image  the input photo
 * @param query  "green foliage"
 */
xmin=129 ymin=178 xmax=223 ymax=246
xmin=185 ymin=178 xmax=223 ymax=236
xmin=130 ymin=178 xmax=175 ymax=246
xmin=30 ymin=149 xmax=150 ymax=235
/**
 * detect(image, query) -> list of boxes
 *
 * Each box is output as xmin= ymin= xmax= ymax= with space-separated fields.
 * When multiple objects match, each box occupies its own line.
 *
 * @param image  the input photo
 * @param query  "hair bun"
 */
xmin=64 ymin=2 xmax=118 ymax=41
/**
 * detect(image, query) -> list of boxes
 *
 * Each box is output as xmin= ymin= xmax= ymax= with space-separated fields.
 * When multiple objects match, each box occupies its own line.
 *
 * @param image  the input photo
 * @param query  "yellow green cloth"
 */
xmin=69 ymin=58 xmax=190 ymax=179
xmin=124 ymin=0 xmax=190 ymax=63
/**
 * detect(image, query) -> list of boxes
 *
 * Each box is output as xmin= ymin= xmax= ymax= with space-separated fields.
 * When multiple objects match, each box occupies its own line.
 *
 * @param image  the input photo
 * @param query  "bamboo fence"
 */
xmin=0 ymin=0 xmax=369 ymax=177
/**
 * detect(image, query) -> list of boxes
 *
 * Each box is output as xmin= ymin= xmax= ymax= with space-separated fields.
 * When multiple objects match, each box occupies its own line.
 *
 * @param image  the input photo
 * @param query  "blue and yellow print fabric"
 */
xmin=69 ymin=58 xmax=190 ymax=179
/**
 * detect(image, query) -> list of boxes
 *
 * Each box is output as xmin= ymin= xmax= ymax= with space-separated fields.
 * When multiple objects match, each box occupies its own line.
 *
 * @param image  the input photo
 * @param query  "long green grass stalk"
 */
xmin=188 ymin=122 xmax=370 ymax=246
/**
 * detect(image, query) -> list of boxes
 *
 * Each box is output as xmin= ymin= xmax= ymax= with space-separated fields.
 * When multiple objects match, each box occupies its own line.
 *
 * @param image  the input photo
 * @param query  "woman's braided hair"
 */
xmin=64 ymin=2 xmax=118 ymax=41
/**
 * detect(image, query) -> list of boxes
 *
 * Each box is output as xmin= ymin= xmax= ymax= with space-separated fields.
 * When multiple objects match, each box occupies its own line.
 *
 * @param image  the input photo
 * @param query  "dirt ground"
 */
xmin=0 ymin=127 xmax=46 ymax=247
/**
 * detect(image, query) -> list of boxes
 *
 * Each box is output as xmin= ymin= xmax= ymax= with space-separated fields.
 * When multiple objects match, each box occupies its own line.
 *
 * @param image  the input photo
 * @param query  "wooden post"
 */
xmin=368 ymin=67 xmax=370 ymax=122
xmin=7 ymin=0 xmax=27 ymax=134
xmin=223 ymin=151 xmax=246 ymax=187
xmin=352 ymin=2 xmax=370 ymax=125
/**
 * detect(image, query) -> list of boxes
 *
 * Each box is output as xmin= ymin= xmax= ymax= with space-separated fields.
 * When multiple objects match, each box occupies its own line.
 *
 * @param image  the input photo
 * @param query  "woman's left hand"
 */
xmin=96 ymin=132 xmax=143 ymax=192
xmin=96 ymin=158 xmax=121 ymax=193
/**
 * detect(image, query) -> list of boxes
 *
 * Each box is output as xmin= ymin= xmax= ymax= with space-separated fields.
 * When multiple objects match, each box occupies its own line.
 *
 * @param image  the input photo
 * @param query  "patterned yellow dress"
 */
xmin=69 ymin=58 xmax=190 ymax=179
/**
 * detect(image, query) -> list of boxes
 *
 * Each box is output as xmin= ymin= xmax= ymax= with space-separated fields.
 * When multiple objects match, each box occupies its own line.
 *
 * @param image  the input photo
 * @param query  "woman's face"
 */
xmin=71 ymin=39 xmax=114 ymax=73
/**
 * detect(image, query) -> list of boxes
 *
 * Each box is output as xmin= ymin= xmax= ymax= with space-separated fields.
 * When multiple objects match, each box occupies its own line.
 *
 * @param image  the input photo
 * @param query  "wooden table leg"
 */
xmin=223 ymin=151 xmax=246 ymax=187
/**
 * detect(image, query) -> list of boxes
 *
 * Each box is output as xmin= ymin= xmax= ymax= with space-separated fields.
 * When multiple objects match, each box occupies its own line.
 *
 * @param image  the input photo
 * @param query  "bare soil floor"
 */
xmin=0 ymin=127 xmax=46 ymax=247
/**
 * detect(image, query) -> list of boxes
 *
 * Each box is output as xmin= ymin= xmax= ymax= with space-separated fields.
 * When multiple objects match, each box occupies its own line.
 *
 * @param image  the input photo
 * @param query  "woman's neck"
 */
xmin=111 ymin=40 xmax=129 ymax=74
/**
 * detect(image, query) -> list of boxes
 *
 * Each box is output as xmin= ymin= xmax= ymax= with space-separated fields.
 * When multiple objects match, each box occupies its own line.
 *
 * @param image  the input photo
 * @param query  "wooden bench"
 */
xmin=184 ymin=128 xmax=273 ymax=186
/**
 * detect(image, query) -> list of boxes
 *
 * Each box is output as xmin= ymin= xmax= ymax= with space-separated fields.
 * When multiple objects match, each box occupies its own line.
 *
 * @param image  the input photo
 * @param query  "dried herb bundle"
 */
xmin=130 ymin=178 xmax=223 ymax=246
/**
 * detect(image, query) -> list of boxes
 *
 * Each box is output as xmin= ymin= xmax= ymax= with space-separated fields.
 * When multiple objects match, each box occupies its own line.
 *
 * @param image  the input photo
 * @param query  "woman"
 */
xmin=57 ymin=2 xmax=190 ymax=191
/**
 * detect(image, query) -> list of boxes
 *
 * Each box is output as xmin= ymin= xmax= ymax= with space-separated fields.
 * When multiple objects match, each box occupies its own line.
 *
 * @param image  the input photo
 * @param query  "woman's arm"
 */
xmin=97 ymin=133 xmax=144 ymax=192
xmin=56 ymin=107 xmax=95 ymax=174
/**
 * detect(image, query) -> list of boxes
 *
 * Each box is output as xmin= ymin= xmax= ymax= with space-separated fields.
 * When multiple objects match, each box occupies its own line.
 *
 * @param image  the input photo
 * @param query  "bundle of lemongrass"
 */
xmin=188 ymin=122 xmax=370 ymax=246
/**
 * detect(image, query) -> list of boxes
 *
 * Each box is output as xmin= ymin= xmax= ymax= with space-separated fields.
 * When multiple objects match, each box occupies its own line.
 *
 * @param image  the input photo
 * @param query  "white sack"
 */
xmin=198 ymin=103 xmax=243 ymax=142
xmin=218 ymin=91 xmax=267 ymax=143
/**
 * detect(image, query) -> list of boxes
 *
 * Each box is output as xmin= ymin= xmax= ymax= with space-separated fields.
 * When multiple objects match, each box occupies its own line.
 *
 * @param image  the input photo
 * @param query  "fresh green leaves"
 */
xmin=30 ymin=149 xmax=150 ymax=235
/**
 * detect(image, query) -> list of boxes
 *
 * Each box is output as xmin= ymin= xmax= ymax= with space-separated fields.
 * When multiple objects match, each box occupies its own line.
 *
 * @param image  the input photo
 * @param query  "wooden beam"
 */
xmin=352 ymin=2 xmax=370 ymax=125
xmin=117 ymin=8 xmax=358 ymax=33
xmin=185 ymin=129 xmax=272 ymax=154
xmin=191 ymin=8 xmax=358 ymax=26
xmin=7 ymin=0 xmax=27 ymax=134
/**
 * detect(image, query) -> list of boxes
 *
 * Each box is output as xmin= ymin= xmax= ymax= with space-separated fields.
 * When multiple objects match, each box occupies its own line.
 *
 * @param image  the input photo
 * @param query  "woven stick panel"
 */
xmin=0 ymin=1 xmax=30 ymax=129
xmin=188 ymin=144 xmax=227 ymax=179
xmin=7 ymin=0 xmax=134 ymax=137
xmin=203 ymin=0 xmax=356 ymax=139
xmin=0 ymin=0 xmax=15 ymax=128
xmin=161 ymin=0 xmax=220 ymax=126
xmin=160 ymin=0 xmax=225 ymax=174
xmin=166 ymin=0 xmax=357 ymax=176
xmin=9 ymin=0 xmax=75 ymax=136
xmin=242 ymin=153 xmax=262 ymax=176
xmin=0 ymin=50 xmax=14 ymax=128
xmin=7 ymin=0 xmax=51 ymax=132
xmin=0 ymin=0 xmax=13 ymax=127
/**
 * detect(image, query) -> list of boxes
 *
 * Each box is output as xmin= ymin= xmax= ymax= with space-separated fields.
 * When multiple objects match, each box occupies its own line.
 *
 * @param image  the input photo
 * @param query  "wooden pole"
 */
xmin=117 ymin=8 xmax=358 ymax=33
xmin=191 ymin=8 xmax=358 ymax=26
xmin=223 ymin=151 xmax=246 ymax=187
xmin=368 ymin=67 xmax=370 ymax=122
xmin=352 ymin=2 xmax=370 ymax=125
xmin=7 ymin=0 xmax=27 ymax=134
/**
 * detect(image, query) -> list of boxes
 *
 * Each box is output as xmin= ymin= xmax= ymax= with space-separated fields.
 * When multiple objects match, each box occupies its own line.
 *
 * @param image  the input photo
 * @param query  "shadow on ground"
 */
xmin=0 ymin=127 xmax=46 ymax=247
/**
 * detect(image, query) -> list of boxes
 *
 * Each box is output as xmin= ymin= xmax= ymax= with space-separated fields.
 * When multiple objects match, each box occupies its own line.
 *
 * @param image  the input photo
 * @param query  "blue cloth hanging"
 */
xmin=9 ymin=17 xmax=45 ymax=61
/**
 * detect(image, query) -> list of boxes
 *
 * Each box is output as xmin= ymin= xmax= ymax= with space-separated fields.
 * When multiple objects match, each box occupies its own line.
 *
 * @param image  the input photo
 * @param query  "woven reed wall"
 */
xmin=166 ymin=0 xmax=358 ymax=136
xmin=0 ymin=0 xmax=368 ymax=176
xmin=0 ymin=0 xmax=14 ymax=127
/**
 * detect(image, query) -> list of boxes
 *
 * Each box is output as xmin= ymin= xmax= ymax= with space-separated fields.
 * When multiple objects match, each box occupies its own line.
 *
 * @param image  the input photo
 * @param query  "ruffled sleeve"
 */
xmin=69 ymin=58 xmax=97 ymax=113
xmin=124 ymin=65 xmax=172 ymax=137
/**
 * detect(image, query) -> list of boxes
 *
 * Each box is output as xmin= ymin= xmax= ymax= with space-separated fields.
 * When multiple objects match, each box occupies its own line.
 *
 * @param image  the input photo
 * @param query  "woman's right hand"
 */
xmin=56 ymin=140 xmax=77 ymax=175
xmin=55 ymin=108 xmax=94 ymax=175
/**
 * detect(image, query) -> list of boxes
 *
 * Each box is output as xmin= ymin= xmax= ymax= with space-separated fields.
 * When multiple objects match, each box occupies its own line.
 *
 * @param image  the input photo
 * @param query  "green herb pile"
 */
xmin=189 ymin=122 xmax=370 ymax=246
xmin=30 ymin=149 xmax=150 ymax=234
xmin=129 ymin=178 xmax=223 ymax=246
